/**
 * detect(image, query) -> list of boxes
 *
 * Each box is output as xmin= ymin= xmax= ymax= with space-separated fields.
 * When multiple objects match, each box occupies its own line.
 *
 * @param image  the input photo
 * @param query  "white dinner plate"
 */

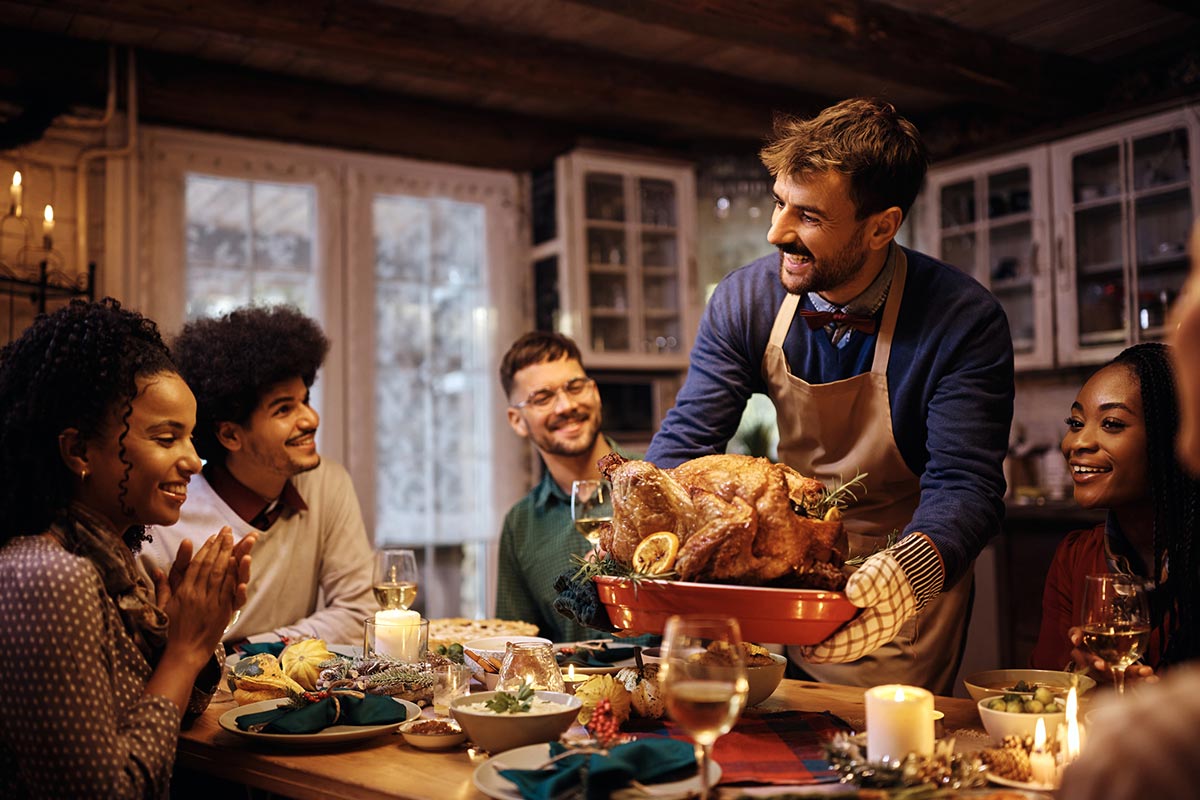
xmin=986 ymin=771 xmax=1057 ymax=792
xmin=218 ymin=696 xmax=420 ymax=746
xmin=473 ymin=741 xmax=721 ymax=800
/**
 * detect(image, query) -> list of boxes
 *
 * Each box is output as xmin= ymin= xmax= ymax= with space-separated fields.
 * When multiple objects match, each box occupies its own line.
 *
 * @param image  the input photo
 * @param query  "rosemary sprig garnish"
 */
xmin=806 ymin=471 xmax=869 ymax=519
xmin=569 ymin=553 xmax=677 ymax=586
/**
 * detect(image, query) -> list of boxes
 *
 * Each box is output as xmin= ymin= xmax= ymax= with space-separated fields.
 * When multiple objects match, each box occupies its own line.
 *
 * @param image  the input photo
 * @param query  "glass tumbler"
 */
xmin=496 ymin=641 xmax=565 ymax=693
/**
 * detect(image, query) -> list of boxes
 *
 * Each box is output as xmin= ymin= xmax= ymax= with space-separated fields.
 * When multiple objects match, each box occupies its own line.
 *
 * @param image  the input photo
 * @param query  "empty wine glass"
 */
xmin=571 ymin=479 xmax=613 ymax=550
xmin=373 ymin=548 xmax=419 ymax=610
xmin=1080 ymin=573 xmax=1151 ymax=696
xmin=660 ymin=614 xmax=748 ymax=800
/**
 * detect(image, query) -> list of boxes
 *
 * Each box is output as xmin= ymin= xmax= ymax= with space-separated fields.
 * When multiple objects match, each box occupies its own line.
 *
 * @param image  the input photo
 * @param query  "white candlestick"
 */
xmin=10 ymin=171 xmax=22 ymax=216
xmin=373 ymin=608 xmax=421 ymax=661
xmin=865 ymin=684 xmax=934 ymax=763
xmin=42 ymin=205 xmax=54 ymax=248
xmin=1029 ymin=717 xmax=1056 ymax=786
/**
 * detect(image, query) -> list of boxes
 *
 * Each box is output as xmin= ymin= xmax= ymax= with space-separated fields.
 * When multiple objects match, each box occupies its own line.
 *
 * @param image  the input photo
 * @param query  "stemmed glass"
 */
xmin=1079 ymin=573 xmax=1151 ymax=696
xmin=660 ymin=614 xmax=748 ymax=800
xmin=372 ymin=548 xmax=419 ymax=610
xmin=571 ymin=479 xmax=613 ymax=550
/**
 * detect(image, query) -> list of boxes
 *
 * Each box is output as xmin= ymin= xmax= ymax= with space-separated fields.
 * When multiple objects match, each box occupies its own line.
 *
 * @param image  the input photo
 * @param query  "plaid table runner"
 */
xmin=628 ymin=710 xmax=853 ymax=785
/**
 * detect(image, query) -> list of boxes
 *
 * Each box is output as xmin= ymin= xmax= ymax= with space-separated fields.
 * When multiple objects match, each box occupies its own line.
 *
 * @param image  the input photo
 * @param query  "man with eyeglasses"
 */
xmin=495 ymin=331 xmax=625 ymax=642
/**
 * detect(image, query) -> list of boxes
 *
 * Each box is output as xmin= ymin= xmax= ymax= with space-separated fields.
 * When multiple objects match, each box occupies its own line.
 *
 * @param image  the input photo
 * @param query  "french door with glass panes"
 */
xmin=1050 ymin=108 xmax=1199 ymax=366
xmin=921 ymin=147 xmax=1054 ymax=370
xmin=142 ymin=128 xmax=524 ymax=619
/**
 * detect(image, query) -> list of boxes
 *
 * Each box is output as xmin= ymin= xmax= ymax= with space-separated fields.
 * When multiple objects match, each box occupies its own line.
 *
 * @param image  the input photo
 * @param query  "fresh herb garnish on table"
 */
xmin=484 ymin=680 xmax=535 ymax=713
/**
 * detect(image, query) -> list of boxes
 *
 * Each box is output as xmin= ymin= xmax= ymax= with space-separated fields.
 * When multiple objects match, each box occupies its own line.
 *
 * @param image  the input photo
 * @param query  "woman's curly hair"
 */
xmin=172 ymin=305 xmax=329 ymax=464
xmin=0 ymin=298 xmax=176 ymax=545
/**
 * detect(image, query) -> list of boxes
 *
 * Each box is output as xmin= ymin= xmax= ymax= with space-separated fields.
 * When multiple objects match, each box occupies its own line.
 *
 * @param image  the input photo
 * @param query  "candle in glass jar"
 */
xmin=865 ymin=684 xmax=934 ymax=762
xmin=373 ymin=608 xmax=421 ymax=661
xmin=1029 ymin=717 xmax=1056 ymax=786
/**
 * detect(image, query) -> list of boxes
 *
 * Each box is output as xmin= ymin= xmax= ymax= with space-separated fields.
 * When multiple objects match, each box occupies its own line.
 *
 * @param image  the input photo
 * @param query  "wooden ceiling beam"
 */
xmin=21 ymin=0 xmax=839 ymax=141
xmin=565 ymin=0 xmax=1102 ymax=114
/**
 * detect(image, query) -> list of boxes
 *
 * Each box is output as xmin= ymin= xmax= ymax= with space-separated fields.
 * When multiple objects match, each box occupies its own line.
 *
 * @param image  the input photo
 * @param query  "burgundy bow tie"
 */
xmin=798 ymin=309 xmax=878 ymax=335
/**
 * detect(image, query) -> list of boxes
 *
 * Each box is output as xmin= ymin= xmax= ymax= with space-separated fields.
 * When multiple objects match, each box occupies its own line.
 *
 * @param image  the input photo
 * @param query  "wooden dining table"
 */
xmin=176 ymin=679 xmax=985 ymax=800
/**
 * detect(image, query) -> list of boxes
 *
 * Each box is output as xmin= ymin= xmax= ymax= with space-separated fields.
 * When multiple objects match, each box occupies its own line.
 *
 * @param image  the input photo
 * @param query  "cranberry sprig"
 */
xmin=586 ymin=698 xmax=621 ymax=747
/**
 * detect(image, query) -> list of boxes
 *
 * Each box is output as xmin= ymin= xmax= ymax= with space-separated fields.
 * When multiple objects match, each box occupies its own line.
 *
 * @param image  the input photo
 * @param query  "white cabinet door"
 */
xmin=921 ymin=146 xmax=1055 ymax=370
xmin=557 ymin=150 xmax=696 ymax=369
xmin=1051 ymin=109 xmax=1197 ymax=366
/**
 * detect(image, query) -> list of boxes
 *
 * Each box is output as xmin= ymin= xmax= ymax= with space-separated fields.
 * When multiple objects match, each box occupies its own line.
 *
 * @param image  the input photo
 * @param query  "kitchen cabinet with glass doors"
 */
xmin=920 ymin=147 xmax=1054 ymax=370
xmin=1050 ymin=108 xmax=1198 ymax=366
xmin=532 ymin=149 xmax=696 ymax=370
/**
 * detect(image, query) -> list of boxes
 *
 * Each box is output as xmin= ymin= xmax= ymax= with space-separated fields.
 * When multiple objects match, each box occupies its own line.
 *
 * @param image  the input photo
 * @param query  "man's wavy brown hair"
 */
xmin=759 ymin=97 xmax=929 ymax=221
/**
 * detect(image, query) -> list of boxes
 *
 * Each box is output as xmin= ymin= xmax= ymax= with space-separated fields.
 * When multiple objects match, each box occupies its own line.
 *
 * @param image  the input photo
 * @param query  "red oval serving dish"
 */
xmin=593 ymin=576 xmax=858 ymax=644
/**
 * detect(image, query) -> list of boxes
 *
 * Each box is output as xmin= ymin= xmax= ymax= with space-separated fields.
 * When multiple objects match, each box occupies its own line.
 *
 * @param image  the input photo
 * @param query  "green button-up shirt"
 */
xmin=496 ymin=440 xmax=641 ymax=643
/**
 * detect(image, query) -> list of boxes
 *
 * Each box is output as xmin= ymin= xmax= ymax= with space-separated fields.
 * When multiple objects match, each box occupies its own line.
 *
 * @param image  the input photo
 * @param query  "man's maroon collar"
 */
xmin=204 ymin=461 xmax=308 ymax=529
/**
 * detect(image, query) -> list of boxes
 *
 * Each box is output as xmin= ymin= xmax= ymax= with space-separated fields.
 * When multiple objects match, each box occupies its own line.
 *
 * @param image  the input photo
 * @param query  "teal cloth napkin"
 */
xmin=499 ymin=738 xmax=696 ymax=800
xmin=556 ymin=646 xmax=638 ymax=668
xmin=236 ymin=641 xmax=286 ymax=658
xmin=235 ymin=694 xmax=408 ymax=734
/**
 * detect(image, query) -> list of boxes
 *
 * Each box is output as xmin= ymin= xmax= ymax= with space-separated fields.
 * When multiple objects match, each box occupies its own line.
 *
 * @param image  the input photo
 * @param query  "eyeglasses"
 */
xmin=511 ymin=377 xmax=595 ymax=411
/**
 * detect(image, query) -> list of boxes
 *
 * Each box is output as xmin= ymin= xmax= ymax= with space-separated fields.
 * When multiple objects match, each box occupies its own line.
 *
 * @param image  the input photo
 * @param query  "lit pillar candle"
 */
xmin=865 ymin=684 xmax=934 ymax=762
xmin=1064 ymin=686 xmax=1081 ymax=762
xmin=373 ymin=608 xmax=421 ymax=661
xmin=1029 ymin=717 xmax=1056 ymax=786
xmin=42 ymin=205 xmax=54 ymax=248
xmin=10 ymin=171 xmax=22 ymax=216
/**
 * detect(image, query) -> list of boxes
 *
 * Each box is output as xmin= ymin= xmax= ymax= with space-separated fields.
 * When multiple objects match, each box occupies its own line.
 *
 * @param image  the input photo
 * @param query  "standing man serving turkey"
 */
xmin=646 ymin=98 xmax=1015 ymax=693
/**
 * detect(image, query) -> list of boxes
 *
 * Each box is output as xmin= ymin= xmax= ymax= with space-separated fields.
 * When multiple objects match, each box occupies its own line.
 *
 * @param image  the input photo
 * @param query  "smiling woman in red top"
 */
xmin=1031 ymin=343 xmax=1200 ymax=680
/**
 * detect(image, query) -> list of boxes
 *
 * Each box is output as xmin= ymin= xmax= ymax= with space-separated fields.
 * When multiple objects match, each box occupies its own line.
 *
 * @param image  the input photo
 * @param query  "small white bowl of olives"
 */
xmin=977 ymin=692 xmax=1067 ymax=744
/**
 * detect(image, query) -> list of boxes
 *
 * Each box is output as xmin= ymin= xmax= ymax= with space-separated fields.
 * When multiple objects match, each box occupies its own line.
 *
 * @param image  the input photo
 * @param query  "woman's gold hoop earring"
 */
xmin=80 ymin=469 xmax=88 ymax=481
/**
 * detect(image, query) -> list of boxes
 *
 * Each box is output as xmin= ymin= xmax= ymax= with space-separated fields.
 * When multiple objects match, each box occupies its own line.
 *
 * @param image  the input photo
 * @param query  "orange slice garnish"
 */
xmin=632 ymin=531 xmax=680 ymax=575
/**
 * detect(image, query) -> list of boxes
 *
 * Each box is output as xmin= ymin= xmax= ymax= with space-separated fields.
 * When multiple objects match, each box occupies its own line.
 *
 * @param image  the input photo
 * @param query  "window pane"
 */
xmin=373 ymin=193 xmax=491 ymax=545
xmin=186 ymin=176 xmax=249 ymax=268
xmin=185 ymin=174 xmax=317 ymax=319
xmin=252 ymin=183 xmax=315 ymax=271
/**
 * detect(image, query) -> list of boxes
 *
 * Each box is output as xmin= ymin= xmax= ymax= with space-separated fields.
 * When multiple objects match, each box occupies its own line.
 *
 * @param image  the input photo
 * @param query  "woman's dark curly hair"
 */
xmin=172 ymin=304 xmax=329 ymax=464
xmin=0 ymin=298 xmax=176 ymax=545
xmin=1111 ymin=342 xmax=1200 ymax=665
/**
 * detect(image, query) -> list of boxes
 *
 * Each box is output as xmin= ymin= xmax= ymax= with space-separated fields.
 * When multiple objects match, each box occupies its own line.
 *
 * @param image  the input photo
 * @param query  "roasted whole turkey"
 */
xmin=598 ymin=453 xmax=848 ymax=588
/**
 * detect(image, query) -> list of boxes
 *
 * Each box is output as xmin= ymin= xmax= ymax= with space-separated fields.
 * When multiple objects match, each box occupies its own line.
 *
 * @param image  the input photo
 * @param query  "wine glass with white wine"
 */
xmin=373 ymin=548 xmax=419 ymax=610
xmin=1080 ymin=573 xmax=1151 ymax=696
xmin=660 ymin=614 xmax=749 ymax=800
xmin=571 ymin=479 xmax=613 ymax=550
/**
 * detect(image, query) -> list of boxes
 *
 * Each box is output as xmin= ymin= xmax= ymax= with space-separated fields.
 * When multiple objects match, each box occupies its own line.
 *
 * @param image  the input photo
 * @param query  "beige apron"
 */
xmin=768 ymin=246 xmax=973 ymax=694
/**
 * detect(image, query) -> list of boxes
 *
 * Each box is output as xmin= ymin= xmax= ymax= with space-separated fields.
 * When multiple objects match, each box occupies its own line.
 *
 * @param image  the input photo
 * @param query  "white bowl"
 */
xmin=463 ymin=635 xmax=551 ymax=677
xmin=398 ymin=718 xmax=468 ymax=750
xmin=639 ymin=648 xmax=785 ymax=706
xmin=977 ymin=695 xmax=1066 ymax=745
xmin=963 ymin=669 xmax=1096 ymax=704
xmin=449 ymin=690 xmax=580 ymax=753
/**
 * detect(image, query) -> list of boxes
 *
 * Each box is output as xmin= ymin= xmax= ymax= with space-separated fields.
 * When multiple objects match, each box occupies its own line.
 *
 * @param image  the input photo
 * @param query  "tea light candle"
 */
xmin=865 ymin=684 xmax=934 ymax=762
xmin=373 ymin=608 xmax=421 ymax=661
xmin=562 ymin=664 xmax=589 ymax=694
xmin=1029 ymin=717 xmax=1056 ymax=786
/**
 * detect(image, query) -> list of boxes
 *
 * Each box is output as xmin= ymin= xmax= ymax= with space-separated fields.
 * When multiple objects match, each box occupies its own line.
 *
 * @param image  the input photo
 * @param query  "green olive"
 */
xmin=1005 ymin=700 xmax=1024 ymax=713
xmin=1033 ymin=687 xmax=1054 ymax=705
xmin=1044 ymin=702 xmax=1061 ymax=713
xmin=1024 ymin=700 xmax=1045 ymax=713
xmin=988 ymin=699 xmax=1007 ymax=711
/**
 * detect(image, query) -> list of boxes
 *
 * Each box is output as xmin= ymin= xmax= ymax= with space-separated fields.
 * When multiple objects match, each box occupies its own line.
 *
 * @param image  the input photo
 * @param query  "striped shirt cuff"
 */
xmin=891 ymin=533 xmax=944 ymax=612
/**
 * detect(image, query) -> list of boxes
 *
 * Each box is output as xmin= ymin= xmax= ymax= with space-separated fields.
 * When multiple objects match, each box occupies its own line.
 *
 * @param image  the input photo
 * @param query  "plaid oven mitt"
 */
xmin=797 ymin=534 xmax=943 ymax=664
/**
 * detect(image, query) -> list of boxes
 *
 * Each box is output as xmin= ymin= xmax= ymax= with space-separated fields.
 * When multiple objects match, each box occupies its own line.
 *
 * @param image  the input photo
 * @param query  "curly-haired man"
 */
xmin=140 ymin=305 xmax=374 ymax=647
